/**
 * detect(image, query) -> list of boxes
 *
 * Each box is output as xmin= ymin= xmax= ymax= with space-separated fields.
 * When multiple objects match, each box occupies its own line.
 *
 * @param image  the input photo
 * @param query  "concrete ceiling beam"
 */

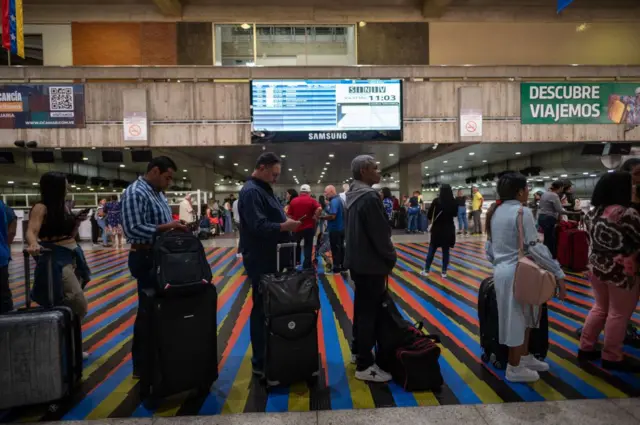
xmin=422 ymin=0 xmax=453 ymax=18
xmin=152 ymin=0 xmax=182 ymax=17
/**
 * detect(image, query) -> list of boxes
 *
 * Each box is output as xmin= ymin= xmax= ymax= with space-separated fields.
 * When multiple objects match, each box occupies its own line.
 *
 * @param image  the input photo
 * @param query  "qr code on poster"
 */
xmin=49 ymin=86 xmax=74 ymax=111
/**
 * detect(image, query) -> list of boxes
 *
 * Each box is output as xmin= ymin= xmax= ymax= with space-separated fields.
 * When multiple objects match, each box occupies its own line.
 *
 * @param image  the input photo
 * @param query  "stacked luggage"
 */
xmin=376 ymin=292 xmax=443 ymax=391
xmin=138 ymin=230 xmax=218 ymax=409
xmin=0 ymin=251 xmax=83 ymax=410
xmin=556 ymin=220 xmax=589 ymax=272
xmin=260 ymin=243 xmax=320 ymax=388
xmin=478 ymin=277 xmax=548 ymax=369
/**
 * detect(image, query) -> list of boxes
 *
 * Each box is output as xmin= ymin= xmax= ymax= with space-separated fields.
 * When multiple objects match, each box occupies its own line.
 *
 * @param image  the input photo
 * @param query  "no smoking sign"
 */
xmin=461 ymin=113 xmax=482 ymax=137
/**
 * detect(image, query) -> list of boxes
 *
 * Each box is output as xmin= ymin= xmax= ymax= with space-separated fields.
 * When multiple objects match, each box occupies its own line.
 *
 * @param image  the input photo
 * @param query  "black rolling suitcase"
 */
xmin=138 ymin=284 xmax=218 ymax=409
xmin=139 ymin=230 xmax=218 ymax=409
xmin=478 ymin=276 xmax=548 ymax=369
xmin=0 ymin=251 xmax=82 ymax=410
xmin=260 ymin=242 xmax=320 ymax=388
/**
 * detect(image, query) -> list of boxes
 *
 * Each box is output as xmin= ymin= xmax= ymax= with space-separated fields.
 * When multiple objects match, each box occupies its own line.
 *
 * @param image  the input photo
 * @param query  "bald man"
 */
xmin=324 ymin=185 xmax=346 ymax=274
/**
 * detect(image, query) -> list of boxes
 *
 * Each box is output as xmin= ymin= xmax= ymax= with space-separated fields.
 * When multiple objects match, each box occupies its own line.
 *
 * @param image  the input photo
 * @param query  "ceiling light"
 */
xmin=281 ymin=155 xmax=286 ymax=158
xmin=329 ymin=154 xmax=334 ymax=158
xmin=515 ymin=152 xmax=522 ymax=155
xmin=90 ymin=188 xmax=94 ymax=191
xmin=469 ymin=152 xmax=475 ymax=156
xmin=389 ymin=153 xmax=394 ymax=157
xmin=219 ymin=155 xmax=224 ymax=159
xmin=288 ymin=168 xmax=292 ymax=171
xmin=582 ymin=172 xmax=589 ymax=175
xmin=71 ymin=185 xmax=76 ymax=188
xmin=215 ymin=183 xmax=220 ymax=186
xmin=426 ymin=173 xmax=430 ymax=176
xmin=358 ymin=21 xmax=367 ymax=27
xmin=424 ymin=166 xmax=429 ymax=169
xmin=458 ymin=165 xmax=463 ymax=169
xmin=183 ymin=177 xmax=186 ymax=180
xmin=76 ymin=187 xmax=81 ymax=190
xmin=608 ymin=169 xmax=615 ymax=173
xmin=440 ymin=170 xmax=445 ymax=173
xmin=100 ymin=187 xmax=104 ymax=190
xmin=590 ymin=174 xmax=597 ymax=177
xmin=32 ymin=182 xmax=38 ymax=186
xmin=482 ymin=160 xmax=488 ymax=163
xmin=245 ymin=169 xmax=249 ymax=172
xmin=7 ymin=181 xmax=14 ymax=184
xmin=82 ymin=157 xmax=88 ymax=161
xmin=376 ymin=161 xmax=380 ymax=164
xmin=560 ymin=174 xmax=568 ymax=178
xmin=326 ymin=162 xmax=330 ymax=165
xmin=91 ymin=147 xmax=96 ymax=150
xmin=233 ymin=163 xmax=238 ymax=166
xmin=120 ymin=164 xmax=125 ymax=168
xmin=323 ymin=168 xmax=327 ymax=171
xmin=240 ymin=23 xmax=251 ymax=30
xmin=443 ymin=160 xmax=448 ymax=164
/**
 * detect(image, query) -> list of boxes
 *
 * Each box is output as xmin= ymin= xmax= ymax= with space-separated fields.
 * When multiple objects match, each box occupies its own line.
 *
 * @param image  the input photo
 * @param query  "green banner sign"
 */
xmin=521 ymin=82 xmax=640 ymax=125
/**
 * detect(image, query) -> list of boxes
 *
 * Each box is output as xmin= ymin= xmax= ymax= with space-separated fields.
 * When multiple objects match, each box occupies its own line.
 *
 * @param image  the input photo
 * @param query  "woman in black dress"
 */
xmin=421 ymin=184 xmax=458 ymax=278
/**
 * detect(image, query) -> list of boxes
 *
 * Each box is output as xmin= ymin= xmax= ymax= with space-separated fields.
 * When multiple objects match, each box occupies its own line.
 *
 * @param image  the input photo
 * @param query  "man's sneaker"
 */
xmin=82 ymin=352 xmax=90 ymax=361
xmin=520 ymin=354 xmax=550 ymax=372
xmin=505 ymin=364 xmax=539 ymax=383
xmin=420 ymin=270 xmax=429 ymax=277
xmin=441 ymin=273 xmax=447 ymax=278
xmin=355 ymin=364 xmax=392 ymax=383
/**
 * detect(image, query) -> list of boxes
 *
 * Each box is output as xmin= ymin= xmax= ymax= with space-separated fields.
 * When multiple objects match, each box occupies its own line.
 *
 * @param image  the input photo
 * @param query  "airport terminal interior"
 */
xmin=1 ymin=0 xmax=640 ymax=424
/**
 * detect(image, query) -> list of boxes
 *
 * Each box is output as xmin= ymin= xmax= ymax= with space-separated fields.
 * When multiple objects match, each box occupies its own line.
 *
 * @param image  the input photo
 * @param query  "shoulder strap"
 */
xmin=517 ymin=206 xmax=525 ymax=259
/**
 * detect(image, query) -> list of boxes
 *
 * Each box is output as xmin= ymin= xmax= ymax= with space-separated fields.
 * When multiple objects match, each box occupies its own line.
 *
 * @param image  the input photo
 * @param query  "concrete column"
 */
xmin=398 ymin=162 xmax=422 ymax=198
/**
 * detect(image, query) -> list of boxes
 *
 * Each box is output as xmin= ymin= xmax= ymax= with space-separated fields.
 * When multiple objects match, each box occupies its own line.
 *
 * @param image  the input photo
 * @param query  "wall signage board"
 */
xmin=460 ymin=110 xmax=483 ymax=137
xmin=521 ymin=82 xmax=640 ymax=126
xmin=250 ymin=79 xmax=403 ymax=143
xmin=123 ymin=112 xmax=148 ymax=142
xmin=0 ymin=84 xmax=86 ymax=128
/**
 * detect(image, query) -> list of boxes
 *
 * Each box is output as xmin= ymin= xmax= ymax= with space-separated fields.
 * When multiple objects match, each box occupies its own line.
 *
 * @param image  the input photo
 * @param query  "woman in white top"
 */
xmin=485 ymin=172 xmax=566 ymax=383
xmin=179 ymin=194 xmax=195 ymax=224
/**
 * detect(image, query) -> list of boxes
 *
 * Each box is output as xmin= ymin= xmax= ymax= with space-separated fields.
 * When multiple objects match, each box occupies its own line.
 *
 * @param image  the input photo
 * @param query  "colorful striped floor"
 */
xmin=1 ymin=240 xmax=639 ymax=422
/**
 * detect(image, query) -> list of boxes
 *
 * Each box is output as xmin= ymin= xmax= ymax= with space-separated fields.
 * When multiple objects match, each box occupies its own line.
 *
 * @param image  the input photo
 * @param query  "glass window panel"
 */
xmin=215 ymin=24 xmax=255 ymax=66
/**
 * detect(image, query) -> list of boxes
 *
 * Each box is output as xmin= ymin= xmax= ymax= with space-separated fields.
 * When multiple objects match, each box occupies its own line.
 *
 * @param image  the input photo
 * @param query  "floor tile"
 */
xmin=154 ymin=412 xmax=316 ymax=425
xmin=611 ymin=398 xmax=640 ymax=421
xmin=475 ymin=399 xmax=638 ymax=425
xmin=318 ymin=405 xmax=485 ymax=425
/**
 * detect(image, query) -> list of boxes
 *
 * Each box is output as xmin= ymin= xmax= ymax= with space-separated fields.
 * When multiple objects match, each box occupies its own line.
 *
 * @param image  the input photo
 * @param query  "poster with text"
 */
xmin=0 ymin=84 xmax=86 ymax=129
xmin=521 ymin=82 xmax=640 ymax=126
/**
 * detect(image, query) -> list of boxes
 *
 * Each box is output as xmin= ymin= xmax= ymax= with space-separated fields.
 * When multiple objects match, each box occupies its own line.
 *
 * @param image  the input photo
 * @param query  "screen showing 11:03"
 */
xmin=251 ymin=79 xmax=402 ymax=133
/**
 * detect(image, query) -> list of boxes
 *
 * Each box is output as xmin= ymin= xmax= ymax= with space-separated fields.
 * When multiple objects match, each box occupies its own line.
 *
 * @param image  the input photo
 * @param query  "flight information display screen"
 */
xmin=250 ymin=79 xmax=403 ymax=143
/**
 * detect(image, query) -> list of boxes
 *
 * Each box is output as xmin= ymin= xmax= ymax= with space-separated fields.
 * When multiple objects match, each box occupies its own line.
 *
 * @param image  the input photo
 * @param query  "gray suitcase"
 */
xmin=0 ymin=251 xmax=82 ymax=410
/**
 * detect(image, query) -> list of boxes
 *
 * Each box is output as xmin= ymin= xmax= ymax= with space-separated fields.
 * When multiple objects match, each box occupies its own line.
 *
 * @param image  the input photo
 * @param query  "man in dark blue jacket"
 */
xmin=238 ymin=152 xmax=301 ymax=376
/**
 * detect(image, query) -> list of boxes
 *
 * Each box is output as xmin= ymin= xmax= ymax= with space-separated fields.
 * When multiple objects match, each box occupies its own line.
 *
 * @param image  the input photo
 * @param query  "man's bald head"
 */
xmin=324 ymin=185 xmax=337 ymax=198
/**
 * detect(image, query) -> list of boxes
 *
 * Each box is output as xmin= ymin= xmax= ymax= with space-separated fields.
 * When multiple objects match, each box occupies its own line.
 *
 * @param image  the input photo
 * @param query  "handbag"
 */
xmin=513 ymin=207 xmax=557 ymax=321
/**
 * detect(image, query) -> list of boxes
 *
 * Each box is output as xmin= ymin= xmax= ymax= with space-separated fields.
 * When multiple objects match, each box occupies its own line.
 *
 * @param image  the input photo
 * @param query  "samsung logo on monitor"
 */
xmin=308 ymin=132 xmax=348 ymax=141
xmin=348 ymin=86 xmax=386 ymax=94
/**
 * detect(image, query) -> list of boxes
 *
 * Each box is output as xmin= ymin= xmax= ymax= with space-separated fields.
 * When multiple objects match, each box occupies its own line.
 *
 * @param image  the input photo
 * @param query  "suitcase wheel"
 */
xmin=48 ymin=403 xmax=60 ymax=413
xmin=492 ymin=360 xmax=505 ymax=370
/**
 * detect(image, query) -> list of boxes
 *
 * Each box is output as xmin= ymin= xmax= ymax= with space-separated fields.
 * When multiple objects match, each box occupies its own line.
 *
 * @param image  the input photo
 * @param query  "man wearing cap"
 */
xmin=288 ymin=184 xmax=322 ymax=269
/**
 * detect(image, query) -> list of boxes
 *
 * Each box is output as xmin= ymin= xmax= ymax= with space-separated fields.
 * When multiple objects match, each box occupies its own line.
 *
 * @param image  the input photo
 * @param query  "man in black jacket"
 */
xmin=345 ymin=155 xmax=397 ymax=382
xmin=238 ymin=152 xmax=301 ymax=377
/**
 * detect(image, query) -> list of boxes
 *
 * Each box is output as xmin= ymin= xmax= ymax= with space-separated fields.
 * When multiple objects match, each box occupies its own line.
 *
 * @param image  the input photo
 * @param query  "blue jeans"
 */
xmin=538 ymin=214 xmax=558 ymax=259
xmin=97 ymin=218 xmax=108 ymax=245
xmin=424 ymin=244 xmax=450 ymax=274
xmin=407 ymin=211 xmax=419 ymax=232
xmin=457 ymin=206 xmax=468 ymax=232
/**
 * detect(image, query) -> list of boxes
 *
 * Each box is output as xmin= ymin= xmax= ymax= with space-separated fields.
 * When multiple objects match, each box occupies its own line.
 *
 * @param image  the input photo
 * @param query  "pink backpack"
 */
xmin=513 ymin=207 xmax=557 ymax=322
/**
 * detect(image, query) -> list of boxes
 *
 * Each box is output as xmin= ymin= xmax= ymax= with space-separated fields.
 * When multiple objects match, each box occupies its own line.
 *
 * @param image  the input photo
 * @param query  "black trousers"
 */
xmin=329 ymin=230 xmax=345 ymax=271
xmin=128 ymin=250 xmax=155 ymax=375
xmin=296 ymin=228 xmax=315 ymax=269
xmin=90 ymin=216 xmax=100 ymax=244
xmin=351 ymin=272 xmax=387 ymax=371
xmin=0 ymin=265 xmax=12 ymax=314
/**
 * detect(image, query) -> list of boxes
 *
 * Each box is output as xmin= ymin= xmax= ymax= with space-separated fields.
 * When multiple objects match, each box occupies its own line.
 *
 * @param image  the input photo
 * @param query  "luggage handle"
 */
xmin=22 ymin=248 xmax=53 ymax=309
xmin=276 ymin=242 xmax=297 ymax=272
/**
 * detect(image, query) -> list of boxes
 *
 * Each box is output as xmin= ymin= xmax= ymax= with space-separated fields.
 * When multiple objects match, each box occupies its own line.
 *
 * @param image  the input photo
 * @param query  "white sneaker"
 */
xmin=420 ymin=270 xmax=429 ymax=277
xmin=505 ymin=364 xmax=540 ymax=383
xmin=441 ymin=273 xmax=447 ymax=278
xmin=82 ymin=351 xmax=90 ymax=361
xmin=355 ymin=364 xmax=392 ymax=383
xmin=520 ymin=354 xmax=550 ymax=372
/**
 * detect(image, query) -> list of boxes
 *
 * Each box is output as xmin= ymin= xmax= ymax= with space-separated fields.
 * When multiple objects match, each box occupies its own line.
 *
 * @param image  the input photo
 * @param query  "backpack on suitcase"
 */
xmin=0 ymin=251 xmax=82 ymax=410
xmin=556 ymin=221 xmax=589 ymax=272
xmin=153 ymin=229 xmax=213 ymax=294
xmin=260 ymin=242 xmax=320 ymax=388
xmin=376 ymin=291 xmax=443 ymax=391
xmin=478 ymin=276 xmax=548 ymax=369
